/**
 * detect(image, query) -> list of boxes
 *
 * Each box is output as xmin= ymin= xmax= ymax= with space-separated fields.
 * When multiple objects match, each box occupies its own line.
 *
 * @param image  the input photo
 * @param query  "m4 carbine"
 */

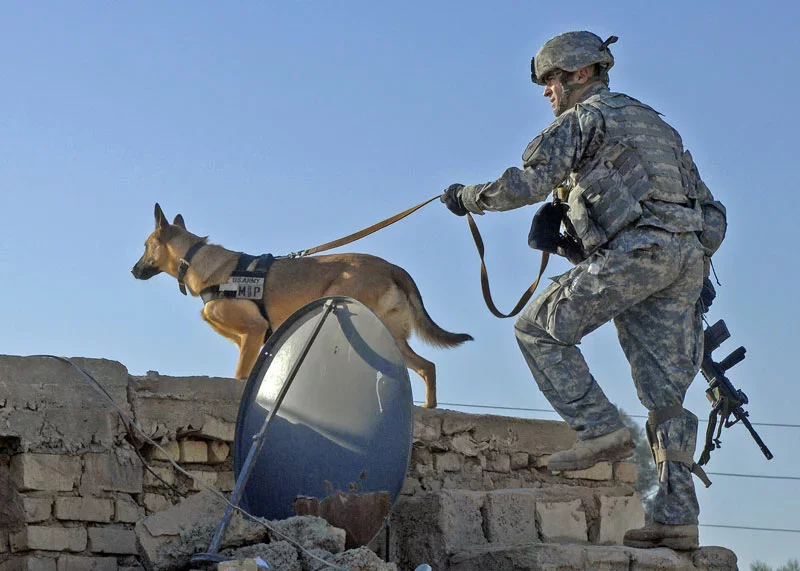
xmin=698 ymin=319 xmax=773 ymax=465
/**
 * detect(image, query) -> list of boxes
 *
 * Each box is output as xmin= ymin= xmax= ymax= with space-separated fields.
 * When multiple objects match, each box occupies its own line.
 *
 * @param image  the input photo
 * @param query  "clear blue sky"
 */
xmin=1 ymin=2 xmax=797 ymax=568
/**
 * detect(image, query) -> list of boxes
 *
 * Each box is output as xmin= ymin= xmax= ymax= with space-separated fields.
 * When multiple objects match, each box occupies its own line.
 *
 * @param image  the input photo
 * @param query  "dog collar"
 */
xmin=177 ymin=241 xmax=206 ymax=296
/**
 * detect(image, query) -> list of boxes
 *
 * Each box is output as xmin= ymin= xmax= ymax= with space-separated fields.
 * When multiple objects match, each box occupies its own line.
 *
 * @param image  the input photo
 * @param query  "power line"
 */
xmin=701 ymin=523 xmax=800 ymax=534
xmin=706 ymin=472 xmax=800 ymax=482
xmin=428 ymin=401 xmax=799 ymax=429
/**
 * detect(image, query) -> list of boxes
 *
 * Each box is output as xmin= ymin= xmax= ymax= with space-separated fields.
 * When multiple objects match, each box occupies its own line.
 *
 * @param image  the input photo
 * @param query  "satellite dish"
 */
xmin=233 ymin=296 xmax=414 ymax=526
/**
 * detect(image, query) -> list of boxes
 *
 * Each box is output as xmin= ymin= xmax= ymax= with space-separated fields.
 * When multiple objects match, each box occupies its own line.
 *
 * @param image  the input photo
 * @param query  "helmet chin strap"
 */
xmin=556 ymin=76 xmax=602 ymax=116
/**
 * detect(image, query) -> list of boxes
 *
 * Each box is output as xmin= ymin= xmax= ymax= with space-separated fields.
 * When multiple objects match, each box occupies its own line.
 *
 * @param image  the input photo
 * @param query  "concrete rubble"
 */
xmin=0 ymin=356 xmax=738 ymax=570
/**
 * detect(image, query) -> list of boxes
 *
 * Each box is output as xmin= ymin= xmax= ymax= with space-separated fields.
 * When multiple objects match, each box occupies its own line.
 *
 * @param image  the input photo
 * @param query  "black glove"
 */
xmin=700 ymin=277 xmax=716 ymax=313
xmin=441 ymin=183 xmax=468 ymax=216
xmin=528 ymin=202 xmax=568 ymax=253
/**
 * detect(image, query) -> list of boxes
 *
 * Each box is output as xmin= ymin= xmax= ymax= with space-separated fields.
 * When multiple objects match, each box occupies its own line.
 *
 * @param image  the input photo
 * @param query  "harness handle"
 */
xmin=466 ymin=213 xmax=549 ymax=318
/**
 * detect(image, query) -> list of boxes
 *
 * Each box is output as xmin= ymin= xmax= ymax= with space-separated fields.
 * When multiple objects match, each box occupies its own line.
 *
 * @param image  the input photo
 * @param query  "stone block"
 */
xmin=54 ymin=497 xmax=113 ymax=523
xmin=22 ymin=497 xmax=53 ymax=523
xmin=472 ymin=415 xmax=576 ymax=455
xmin=433 ymin=452 xmax=462 ymax=473
xmin=510 ymin=452 xmax=529 ymax=470
xmin=613 ymin=462 xmax=638 ymax=484
xmin=596 ymin=494 xmax=646 ymax=545
xmin=218 ymin=560 xmax=272 ymax=571
xmin=188 ymin=470 xmax=218 ymax=491
xmin=449 ymin=543 xmax=588 ymax=571
xmin=400 ymin=476 xmax=422 ymax=496
xmin=10 ymin=526 xmax=87 ymax=553
xmin=628 ymin=546 xmax=690 ymax=570
xmin=441 ymin=413 xmax=477 ymax=436
xmin=585 ymin=545 xmax=631 ymax=570
xmin=128 ymin=373 xmax=243 ymax=442
xmin=449 ymin=434 xmax=480 ymax=457
xmin=11 ymin=455 xmax=81 ymax=492
xmin=178 ymin=441 xmax=208 ymax=463
xmin=114 ymin=496 xmax=144 ymax=523
xmin=482 ymin=489 xmax=538 ymax=544
xmin=143 ymin=465 xmax=175 ymax=488
xmin=412 ymin=410 xmax=442 ymax=442
xmin=536 ymin=499 xmax=587 ymax=542
xmin=80 ymin=451 xmax=143 ymax=495
xmin=267 ymin=516 xmax=346 ymax=554
xmin=692 ymin=546 xmax=739 ymax=570
xmin=207 ymin=441 xmax=230 ymax=464
xmin=56 ymin=554 xmax=118 ymax=571
xmin=484 ymin=452 xmax=510 ymax=473
xmin=532 ymin=454 xmax=550 ymax=468
xmin=0 ymin=556 xmax=57 ymax=571
xmin=149 ymin=441 xmax=179 ymax=463
xmin=389 ymin=490 xmax=486 ymax=571
xmin=217 ymin=471 xmax=236 ymax=492
xmin=87 ymin=526 xmax=138 ymax=554
xmin=0 ymin=357 xmax=129 ymax=453
xmin=143 ymin=493 xmax=171 ymax=514
xmin=560 ymin=461 xmax=613 ymax=481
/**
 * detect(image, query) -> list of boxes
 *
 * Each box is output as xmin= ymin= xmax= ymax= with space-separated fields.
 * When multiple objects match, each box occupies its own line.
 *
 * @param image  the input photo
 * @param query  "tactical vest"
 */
xmin=563 ymin=92 xmax=703 ymax=255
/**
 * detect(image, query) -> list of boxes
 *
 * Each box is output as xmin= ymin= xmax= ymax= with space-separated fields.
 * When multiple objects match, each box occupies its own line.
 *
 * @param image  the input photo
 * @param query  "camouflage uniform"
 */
xmin=459 ymin=82 xmax=715 ymax=525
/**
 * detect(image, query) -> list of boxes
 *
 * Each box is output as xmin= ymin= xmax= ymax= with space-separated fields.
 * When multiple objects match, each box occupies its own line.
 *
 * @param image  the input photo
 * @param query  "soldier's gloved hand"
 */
xmin=441 ymin=184 xmax=468 ymax=216
xmin=556 ymin=235 xmax=585 ymax=265
xmin=528 ymin=202 xmax=565 ymax=252
xmin=700 ymin=277 xmax=716 ymax=313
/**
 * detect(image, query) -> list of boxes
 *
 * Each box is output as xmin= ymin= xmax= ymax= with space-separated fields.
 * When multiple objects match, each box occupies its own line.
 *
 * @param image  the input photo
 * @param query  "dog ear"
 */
xmin=154 ymin=203 xmax=170 ymax=231
xmin=173 ymin=214 xmax=186 ymax=230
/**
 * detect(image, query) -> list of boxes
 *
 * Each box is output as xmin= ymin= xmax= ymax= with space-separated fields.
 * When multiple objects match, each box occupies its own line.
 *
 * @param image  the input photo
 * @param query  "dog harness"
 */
xmin=176 ymin=242 xmax=275 ymax=341
xmin=200 ymin=253 xmax=276 ymax=341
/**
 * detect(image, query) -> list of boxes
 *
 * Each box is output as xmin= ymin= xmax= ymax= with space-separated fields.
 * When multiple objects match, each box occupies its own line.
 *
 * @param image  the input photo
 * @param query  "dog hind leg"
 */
xmin=395 ymin=337 xmax=437 ymax=409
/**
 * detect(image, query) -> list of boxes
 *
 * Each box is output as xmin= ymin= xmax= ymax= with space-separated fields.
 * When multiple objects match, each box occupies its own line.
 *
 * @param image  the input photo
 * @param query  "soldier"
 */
xmin=441 ymin=31 xmax=726 ymax=550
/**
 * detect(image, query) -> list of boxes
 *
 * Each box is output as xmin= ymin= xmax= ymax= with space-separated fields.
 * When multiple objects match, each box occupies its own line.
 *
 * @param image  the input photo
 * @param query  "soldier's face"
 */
xmin=543 ymin=74 xmax=566 ymax=117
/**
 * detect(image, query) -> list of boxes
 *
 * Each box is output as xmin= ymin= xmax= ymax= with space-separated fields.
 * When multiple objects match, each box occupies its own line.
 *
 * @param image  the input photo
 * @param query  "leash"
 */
xmin=288 ymin=196 xmax=441 ymax=258
xmin=288 ymin=195 xmax=549 ymax=319
xmin=466 ymin=212 xmax=549 ymax=318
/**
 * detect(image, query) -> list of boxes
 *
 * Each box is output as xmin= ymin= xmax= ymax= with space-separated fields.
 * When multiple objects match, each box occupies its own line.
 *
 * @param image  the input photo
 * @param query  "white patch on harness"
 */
xmin=218 ymin=271 xmax=266 ymax=300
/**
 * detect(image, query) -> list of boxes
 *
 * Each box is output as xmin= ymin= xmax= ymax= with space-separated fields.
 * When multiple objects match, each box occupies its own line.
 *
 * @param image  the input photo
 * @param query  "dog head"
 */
xmin=131 ymin=203 xmax=190 ymax=280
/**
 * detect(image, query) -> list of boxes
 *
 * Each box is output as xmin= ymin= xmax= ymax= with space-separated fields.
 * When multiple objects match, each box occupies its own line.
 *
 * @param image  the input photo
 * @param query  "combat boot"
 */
xmin=547 ymin=427 xmax=635 ymax=471
xmin=623 ymin=521 xmax=699 ymax=550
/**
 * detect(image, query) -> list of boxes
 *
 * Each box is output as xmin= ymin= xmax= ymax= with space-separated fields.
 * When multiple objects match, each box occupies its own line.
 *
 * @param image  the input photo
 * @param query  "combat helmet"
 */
xmin=532 ymin=31 xmax=617 ymax=85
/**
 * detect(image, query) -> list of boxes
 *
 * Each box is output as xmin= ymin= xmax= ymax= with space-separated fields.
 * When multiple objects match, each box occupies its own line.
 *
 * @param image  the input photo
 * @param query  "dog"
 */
xmin=132 ymin=203 xmax=472 ymax=408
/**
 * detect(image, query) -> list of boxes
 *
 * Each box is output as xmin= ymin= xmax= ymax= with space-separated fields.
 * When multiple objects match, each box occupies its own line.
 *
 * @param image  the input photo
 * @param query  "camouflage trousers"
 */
xmin=514 ymin=226 xmax=704 ymax=525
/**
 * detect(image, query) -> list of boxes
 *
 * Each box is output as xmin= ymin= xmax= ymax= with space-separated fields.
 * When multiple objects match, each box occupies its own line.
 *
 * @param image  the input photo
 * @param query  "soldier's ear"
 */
xmin=154 ymin=203 xmax=170 ymax=230
xmin=173 ymin=214 xmax=186 ymax=230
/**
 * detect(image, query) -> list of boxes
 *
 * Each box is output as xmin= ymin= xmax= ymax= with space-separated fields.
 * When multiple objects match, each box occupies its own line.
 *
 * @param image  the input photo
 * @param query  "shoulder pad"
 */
xmin=591 ymin=92 xmax=662 ymax=115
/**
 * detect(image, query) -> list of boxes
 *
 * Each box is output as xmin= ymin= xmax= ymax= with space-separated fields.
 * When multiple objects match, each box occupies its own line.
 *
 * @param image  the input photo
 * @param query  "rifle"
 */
xmin=698 ymin=319 xmax=773 ymax=465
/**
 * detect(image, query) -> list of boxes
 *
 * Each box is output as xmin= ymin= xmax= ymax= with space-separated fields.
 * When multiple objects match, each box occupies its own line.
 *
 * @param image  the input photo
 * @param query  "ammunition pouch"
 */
xmin=645 ymin=405 xmax=712 ymax=489
xmin=566 ymin=142 xmax=654 ymax=255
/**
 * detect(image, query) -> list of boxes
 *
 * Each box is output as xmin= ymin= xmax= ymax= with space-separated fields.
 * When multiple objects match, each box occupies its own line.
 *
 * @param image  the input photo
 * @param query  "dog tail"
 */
xmin=391 ymin=267 xmax=473 ymax=348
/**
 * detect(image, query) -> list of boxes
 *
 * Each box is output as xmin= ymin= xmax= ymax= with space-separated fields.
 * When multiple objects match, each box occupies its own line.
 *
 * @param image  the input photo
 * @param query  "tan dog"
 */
xmin=132 ymin=203 xmax=472 ymax=408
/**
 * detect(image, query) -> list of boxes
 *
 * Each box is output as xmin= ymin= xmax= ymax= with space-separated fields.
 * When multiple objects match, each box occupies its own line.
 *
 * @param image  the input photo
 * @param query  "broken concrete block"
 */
xmin=114 ymin=496 xmax=144 ymax=524
xmin=88 ymin=526 xmax=138 ymax=554
xmin=208 ymin=441 xmax=230 ymax=464
xmin=482 ymin=489 xmax=538 ymax=545
xmin=135 ymin=490 xmax=265 ymax=571
xmin=613 ymin=462 xmax=638 ymax=484
xmin=149 ymin=442 xmax=179 ymax=463
xmin=267 ymin=516 xmax=346 ymax=554
xmin=596 ymin=494 xmax=646 ymax=545
xmin=56 ymin=554 xmax=118 ymax=571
